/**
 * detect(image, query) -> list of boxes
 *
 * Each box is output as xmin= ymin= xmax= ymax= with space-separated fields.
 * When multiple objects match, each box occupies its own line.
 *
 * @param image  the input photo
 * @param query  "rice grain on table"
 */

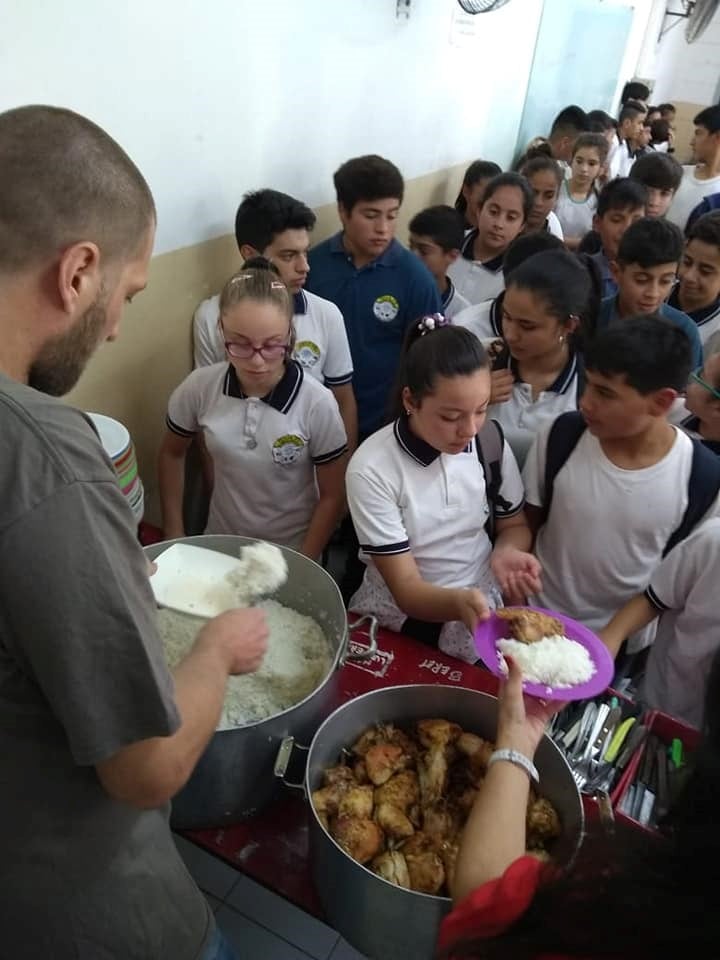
xmin=157 ymin=599 xmax=332 ymax=728
xmin=497 ymin=634 xmax=595 ymax=688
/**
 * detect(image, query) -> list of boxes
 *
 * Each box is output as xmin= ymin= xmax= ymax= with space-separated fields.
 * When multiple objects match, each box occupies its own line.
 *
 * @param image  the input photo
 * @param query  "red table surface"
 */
xmin=184 ymin=624 xmax=499 ymax=917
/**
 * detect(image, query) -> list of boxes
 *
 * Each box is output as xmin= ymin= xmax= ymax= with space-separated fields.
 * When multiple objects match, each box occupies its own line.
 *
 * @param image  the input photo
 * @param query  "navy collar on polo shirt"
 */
xmin=223 ymin=359 xmax=304 ymax=413
xmin=293 ymin=290 xmax=308 ymax=315
xmin=490 ymin=292 xmax=505 ymax=336
xmin=328 ymin=231 xmax=401 ymax=269
xmin=441 ymin=278 xmax=456 ymax=312
xmin=460 ymin=230 xmax=504 ymax=272
xmin=501 ymin=349 xmax=580 ymax=395
xmin=394 ymin=414 xmax=472 ymax=466
xmin=682 ymin=415 xmax=720 ymax=455
xmin=669 ymin=286 xmax=720 ymax=327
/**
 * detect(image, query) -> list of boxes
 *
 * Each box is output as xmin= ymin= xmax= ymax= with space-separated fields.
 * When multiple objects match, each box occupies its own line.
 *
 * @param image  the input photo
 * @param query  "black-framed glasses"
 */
xmin=224 ymin=340 xmax=290 ymax=360
xmin=690 ymin=367 xmax=720 ymax=402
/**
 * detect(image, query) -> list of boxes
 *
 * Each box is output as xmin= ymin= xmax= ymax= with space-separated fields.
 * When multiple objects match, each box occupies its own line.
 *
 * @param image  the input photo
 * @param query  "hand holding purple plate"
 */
xmin=474 ymin=606 xmax=614 ymax=701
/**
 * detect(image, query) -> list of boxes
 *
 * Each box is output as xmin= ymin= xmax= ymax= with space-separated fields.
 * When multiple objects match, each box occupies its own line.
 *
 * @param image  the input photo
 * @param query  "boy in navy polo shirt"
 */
xmin=597 ymin=217 xmax=703 ymax=366
xmin=408 ymin=205 xmax=470 ymax=319
xmin=589 ymin=178 xmax=647 ymax=298
xmin=306 ymin=155 xmax=440 ymax=441
xmin=669 ymin=212 xmax=720 ymax=345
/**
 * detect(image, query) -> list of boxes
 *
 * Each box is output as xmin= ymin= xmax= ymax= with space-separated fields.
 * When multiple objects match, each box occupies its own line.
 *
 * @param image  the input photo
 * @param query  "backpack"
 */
xmin=538 ymin=411 xmax=720 ymax=556
xmin=476 ymin=419 xmax=513 ymax=542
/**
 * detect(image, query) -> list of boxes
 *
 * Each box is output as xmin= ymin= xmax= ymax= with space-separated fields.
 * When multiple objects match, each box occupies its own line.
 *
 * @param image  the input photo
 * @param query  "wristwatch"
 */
xmin=488 ymin=748 xmax=539 ymax=784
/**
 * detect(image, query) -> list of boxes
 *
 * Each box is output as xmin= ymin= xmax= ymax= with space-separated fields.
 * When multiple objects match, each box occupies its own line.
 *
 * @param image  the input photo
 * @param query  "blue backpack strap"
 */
xmin=540 ymin=411 xmax=587 ymax=528
xmin=663 ymin=440 xmax=720 ymax=556
xmin=476 ymin=419 xmax=512 ymax=542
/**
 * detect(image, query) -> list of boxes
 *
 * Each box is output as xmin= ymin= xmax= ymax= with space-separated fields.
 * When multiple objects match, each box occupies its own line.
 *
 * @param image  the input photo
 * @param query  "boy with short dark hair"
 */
xmin=658 ymin=102 xmax=676 ymax=123
xmin=621 ymin=80 xmax=650 ymax=106
xmin=669 ymin=211 xmax=720 ymax=343
xmin=306 ymin=154 xmax=440 ymax=440
xmin=598 ymin=216 xmax=703 ymax=365
xmin=547 ymin=105 xmax=589 ymax=168
xmin=668 ymin=105 xmax=720 ymax=232
xmin=589 ymin=177 xmax=647 ymax=298
xmin=408 ymin=205 xmax=470 ymax=318
xmin=523 ymin=316 xmax=720 ymax=652
xmin=193 ymin=188 xmax=357 ymax=445
xmin=629 ymin=152 xmax=683 ymax=217
xmin=610 ymin=100 xmax=646 ymax=179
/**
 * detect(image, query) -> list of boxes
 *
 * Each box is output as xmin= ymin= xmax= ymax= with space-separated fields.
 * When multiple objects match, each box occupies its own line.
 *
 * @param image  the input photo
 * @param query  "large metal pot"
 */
xmin=145 ymin=534 xmax=376 ymax=829
xmin=281 ymin=684 xmax=583 ymax=960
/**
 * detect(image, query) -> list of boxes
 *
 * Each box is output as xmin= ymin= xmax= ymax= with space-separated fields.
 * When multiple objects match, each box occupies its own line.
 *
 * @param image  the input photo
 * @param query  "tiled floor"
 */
xmin=173 ymin=834 xmax=367 ymax=959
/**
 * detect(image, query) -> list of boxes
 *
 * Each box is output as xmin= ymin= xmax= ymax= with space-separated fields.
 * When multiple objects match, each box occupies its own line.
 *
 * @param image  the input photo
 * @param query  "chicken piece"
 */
xmin=323 ymin=764 xmax=357 ymax=789
xmin=352 ymin=727 xmax=385 ymax=757
xmin=422 ymin=802 xmax=460 ymax=840
xmin=353 ymin=758 xmax=369 ymax=784
xmin=456 ymin=733 xmax=494 ymax=768
xmin=401 ymin=832 xmax=446 ymax=895
xmin=375 ymin=801 xmax=415 ymax=840
xmin=338 ymin=784 xmax=374 ymax=820
xmin=365 ymin=743 xmax=411 ymax=786
xmin=351 ymin=723 xmax=417 ymax=758
xmin=453 ymin=785 xmax=478 ymax=815
xmin=332 ymin=816 xmax=384 ymax=864
xmin=312 ymin=782 xmax=350 ymax=817
xmin=408 ymin=804 xmax=421 ymax=828
xmin=526 ymin=797 xmax=561 ymax=847
xmin=496 ymin=607 xmax=563 ymax=644
xmin=418 ymin=744 xmax=449 ymax=806
xmin=374 ymin=770 xmax=419 ymax=812
xmin=439 ymin=839 xmax=460 ymax=889
xmin=417 ymin=719 xmax=462 ymax=750
xmin=372 ymin=850 xmax=411 ymax=889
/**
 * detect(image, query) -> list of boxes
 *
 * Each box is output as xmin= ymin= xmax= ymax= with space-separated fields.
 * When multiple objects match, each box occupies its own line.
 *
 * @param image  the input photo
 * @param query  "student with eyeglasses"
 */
xmin=158 ymin=261 xmax=348 ymax=558
xmin=680 ymin=331 xmax=720 ymax=455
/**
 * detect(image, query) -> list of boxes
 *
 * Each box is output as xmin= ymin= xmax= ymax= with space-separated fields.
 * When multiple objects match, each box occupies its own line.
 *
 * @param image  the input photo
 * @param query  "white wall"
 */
xmin=651 ymin=7 xmax=720 ymax=105
xmin=0 ymin=0 xmax=544 ymax=256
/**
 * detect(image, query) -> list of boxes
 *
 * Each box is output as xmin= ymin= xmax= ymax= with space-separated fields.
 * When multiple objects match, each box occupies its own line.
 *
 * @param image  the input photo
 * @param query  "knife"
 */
xmin=615 ymin=723 xmax=649 ymax=772
xmin=582 ymin=704 xmax=610 ymax=761
xmin=569 ymin=702 xmax=598 ymax=761
xmin=593 ymin=706 xmax=622 ymax=760
xmin=603 ymin=717 xmax=636 ymax=763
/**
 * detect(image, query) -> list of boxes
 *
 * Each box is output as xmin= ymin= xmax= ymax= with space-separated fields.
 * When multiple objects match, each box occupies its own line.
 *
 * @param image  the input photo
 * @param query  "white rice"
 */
xmin=224 ymin=541 xmax=288 ymax=606
xmin=157 ymin=599 xmax=332 ymax=728
xmin=497 ymin=634 xmax=595 ymax=688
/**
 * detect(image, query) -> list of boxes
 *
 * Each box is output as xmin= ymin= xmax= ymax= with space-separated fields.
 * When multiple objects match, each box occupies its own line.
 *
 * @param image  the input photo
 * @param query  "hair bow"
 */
xmin=416 ymin=313 xmax=450 ymax=336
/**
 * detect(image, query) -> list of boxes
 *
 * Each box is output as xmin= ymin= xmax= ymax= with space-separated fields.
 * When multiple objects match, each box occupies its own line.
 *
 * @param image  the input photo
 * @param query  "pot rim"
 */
xmin=304 ymin=684 xmax=583 ymax=903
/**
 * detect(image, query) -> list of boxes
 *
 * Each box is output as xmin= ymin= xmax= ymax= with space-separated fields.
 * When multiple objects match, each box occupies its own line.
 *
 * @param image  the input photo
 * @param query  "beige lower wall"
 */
xmin=670 ymin=101 xmax=703 ymax=165
xmin=66 ymin=161 xmax=471 ymax=526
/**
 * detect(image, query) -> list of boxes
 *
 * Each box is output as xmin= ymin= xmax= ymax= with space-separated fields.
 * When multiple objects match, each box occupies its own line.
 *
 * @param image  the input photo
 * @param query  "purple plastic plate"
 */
xmin=474 ymin=606 xmax=614 ymax=701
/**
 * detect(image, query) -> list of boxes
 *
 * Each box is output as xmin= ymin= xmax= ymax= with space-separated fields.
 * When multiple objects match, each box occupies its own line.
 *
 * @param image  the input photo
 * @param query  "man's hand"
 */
xmin=196 ymin=608 xmax=269 ymax=675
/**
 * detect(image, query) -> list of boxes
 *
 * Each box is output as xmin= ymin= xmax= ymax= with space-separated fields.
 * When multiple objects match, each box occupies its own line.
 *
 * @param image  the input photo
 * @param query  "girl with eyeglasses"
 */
xmin=158 ymin=262 xmax=348 ymax=556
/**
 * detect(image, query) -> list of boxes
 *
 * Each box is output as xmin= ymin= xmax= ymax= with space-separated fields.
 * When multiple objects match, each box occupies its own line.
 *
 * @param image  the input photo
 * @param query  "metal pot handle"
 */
xmin=342 ymin=614 xmax=379 ymax=663
xmin=274 ymin=736 xmax=308 ymax=793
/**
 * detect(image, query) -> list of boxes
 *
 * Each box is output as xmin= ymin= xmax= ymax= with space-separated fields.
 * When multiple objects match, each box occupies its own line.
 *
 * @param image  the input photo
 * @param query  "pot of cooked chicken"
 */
xmin=304 ymin=684 xmax=583 ymax=960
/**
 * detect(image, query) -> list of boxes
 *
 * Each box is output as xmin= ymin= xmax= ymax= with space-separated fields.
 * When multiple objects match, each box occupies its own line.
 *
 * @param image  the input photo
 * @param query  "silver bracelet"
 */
xmin=488 ymin=748 xmax=539 ymax=784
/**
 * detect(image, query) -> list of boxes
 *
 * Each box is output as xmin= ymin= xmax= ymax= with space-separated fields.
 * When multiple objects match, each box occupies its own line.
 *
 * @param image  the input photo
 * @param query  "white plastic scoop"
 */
xmin=150 ymin=541 xmax=288 ymax=618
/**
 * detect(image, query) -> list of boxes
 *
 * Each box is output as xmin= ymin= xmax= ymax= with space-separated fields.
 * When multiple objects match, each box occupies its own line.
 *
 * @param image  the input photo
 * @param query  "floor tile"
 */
xmin=173 ymin=833 xmax=240 ymax=900
xmin=328 ymin=938 xmax=368 ymax=960
xmin=216 ymin=904 xmax=314 ymax=959
xmin=226 ymin=874 xmax=338 ymax=960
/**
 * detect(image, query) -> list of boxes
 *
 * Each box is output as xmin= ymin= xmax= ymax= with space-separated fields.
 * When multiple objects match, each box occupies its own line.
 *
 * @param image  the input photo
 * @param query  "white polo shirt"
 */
xmin=488 ymin=352 xmax=583 ymax=468
xmin=453 ymin=296 xmax=501 ymax=343
xmin=523 ymin=422 xmax=708 ymax=651
xmin=440 ymin=278 xmax=471 ymax=320
xmin=193 ymin=289 xmax=353 ymax=387
xmin=167 ymin=361 xmax=347 ymax=547
xmin=641 ymin=517 xmax=720 ymax=729
xmin=667 ymin=167 xmax=720 ymax=232
xmin=554 ymin=181 xmax=598 ymax=240
xmin=447 ymin=230 xmax=505 ymax=306
xmin=346 ymin=416 xmax=525 ymax=661
xmin=546 ymin=211 xmax=564 ymax=240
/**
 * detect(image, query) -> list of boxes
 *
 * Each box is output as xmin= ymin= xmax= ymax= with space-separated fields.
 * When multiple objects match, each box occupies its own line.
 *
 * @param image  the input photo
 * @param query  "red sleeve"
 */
xmin=438 ymin=856 xmax=544 ymax=953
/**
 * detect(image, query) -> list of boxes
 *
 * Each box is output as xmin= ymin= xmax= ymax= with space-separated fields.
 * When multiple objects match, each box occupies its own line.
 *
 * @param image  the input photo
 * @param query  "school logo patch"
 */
xmin=373 ymin=294 xmax=400 ymax=322
xmin=272 ymin=433 xmax=306 ymax=465
xmin=294 ymin=340 xmax=321 ymax=368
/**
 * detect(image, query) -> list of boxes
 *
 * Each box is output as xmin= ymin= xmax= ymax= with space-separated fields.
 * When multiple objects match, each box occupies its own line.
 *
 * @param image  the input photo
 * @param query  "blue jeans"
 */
xmin=201 ymin=924 xmax=240 ymax=960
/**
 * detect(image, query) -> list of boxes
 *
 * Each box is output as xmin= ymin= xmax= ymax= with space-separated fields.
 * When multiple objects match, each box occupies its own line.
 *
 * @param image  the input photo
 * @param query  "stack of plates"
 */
xmin=86 ymin=412 xmax=145 ymax=523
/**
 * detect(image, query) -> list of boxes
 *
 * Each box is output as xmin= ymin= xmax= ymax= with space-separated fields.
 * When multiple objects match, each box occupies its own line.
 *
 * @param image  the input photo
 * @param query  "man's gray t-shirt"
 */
xmin=0 ymin=376 xmax=212 ymax=958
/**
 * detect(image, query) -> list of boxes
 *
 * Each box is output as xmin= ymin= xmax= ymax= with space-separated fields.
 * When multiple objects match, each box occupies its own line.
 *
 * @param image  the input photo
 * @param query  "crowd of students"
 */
xmin=161 ymin=89 xmax=720 ymax=747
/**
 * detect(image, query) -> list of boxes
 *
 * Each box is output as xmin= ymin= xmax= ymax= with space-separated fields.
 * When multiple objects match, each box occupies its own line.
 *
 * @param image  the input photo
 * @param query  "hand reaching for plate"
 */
xmin=491 ymin=547 xmax=542 ymax=605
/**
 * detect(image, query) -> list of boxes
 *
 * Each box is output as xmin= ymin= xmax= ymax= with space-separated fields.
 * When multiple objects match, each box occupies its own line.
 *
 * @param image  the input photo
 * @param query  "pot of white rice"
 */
xmin=145 ymin=534 xmax=376 ymax=829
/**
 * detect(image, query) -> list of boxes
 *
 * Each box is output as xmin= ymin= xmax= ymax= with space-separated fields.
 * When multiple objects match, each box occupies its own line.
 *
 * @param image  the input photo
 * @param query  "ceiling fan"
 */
xmin=661 ymin=0 xmax=720 ymax=42
xmin=456 ymin=0 xmax=513 ymax=13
